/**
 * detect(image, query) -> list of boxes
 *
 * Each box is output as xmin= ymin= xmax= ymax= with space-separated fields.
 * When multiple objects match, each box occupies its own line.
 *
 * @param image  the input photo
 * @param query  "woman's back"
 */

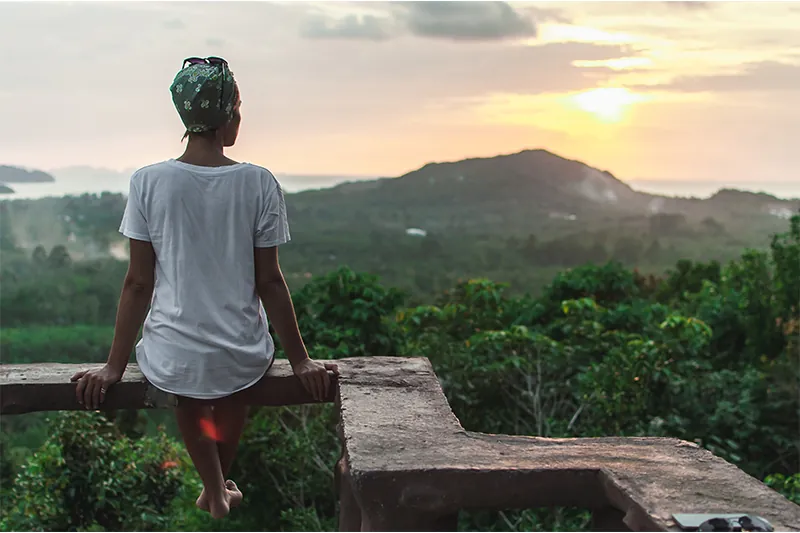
xmin=120 ymin=159 xmax=290 ymax=399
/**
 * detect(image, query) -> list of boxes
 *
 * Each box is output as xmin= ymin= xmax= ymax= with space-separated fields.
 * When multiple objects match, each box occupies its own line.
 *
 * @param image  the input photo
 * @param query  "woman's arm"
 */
xmin=71 ymin=238 xmax=156 ymax=409
xmin=254 ymin=246 xmax=338 ymax=401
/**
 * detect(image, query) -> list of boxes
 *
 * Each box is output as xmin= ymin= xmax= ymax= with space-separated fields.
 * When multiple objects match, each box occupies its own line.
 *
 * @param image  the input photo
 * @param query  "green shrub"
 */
xmin=1 ymin=412 xmax=185 ymax=531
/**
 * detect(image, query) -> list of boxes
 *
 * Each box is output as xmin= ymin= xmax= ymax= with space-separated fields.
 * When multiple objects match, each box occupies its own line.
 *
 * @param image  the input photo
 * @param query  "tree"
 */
xmin=32 ymin=245 xmax=48 ymax=265
xmin=0 ymin=204 xmax=17 ymax=251
xmin=46 ymin=245 xmax=72 ymax=269
xmin=290 ymin=267 xmax=406 ymax=359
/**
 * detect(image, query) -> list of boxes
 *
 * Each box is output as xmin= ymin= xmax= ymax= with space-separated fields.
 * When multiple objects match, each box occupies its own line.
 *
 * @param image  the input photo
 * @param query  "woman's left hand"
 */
xmin=71 ymin=364 xmax=124 ymax=410
xmin=292 ymin=358 xmax=339 ymax=402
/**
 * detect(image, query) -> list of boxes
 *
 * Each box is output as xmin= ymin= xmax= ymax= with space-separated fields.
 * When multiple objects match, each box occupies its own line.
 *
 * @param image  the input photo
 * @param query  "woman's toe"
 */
xmin=226 ymin=480 xmax=244 ymax=507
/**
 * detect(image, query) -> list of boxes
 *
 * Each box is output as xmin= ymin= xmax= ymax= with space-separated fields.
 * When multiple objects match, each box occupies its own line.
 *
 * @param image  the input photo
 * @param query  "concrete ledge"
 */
xmin=0 ymin=360 xmax=336 ymax=414
xmin=3 ymin=356 xmax=798 ymax=531
xmin=336 ymin=357 xmax=800 ymax=531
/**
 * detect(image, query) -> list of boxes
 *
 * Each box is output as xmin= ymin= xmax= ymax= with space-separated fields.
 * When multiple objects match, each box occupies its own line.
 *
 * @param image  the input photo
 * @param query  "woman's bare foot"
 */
xmin=196 ymin=489 xmax=210 ymax=512
xmin=196 ymin=480 xmax=243 ymax=515
xmin=226 ymin=480 xmax=243 ymax=508
xmin=208 ymin=493 xmax=231 ymax=520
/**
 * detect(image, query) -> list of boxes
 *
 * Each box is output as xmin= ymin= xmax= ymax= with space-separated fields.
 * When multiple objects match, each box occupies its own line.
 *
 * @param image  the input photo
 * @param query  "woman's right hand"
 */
xmin=71 ymin=364 xmax=125 ymax=410
xmin=292 ymin=358 xmax=339 ymax=402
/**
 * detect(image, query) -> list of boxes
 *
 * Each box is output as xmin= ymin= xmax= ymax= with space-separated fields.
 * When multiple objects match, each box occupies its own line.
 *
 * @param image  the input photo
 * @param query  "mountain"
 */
xmin=288 ymin=149 xmax=797 ymax=238
xmin=331 ymin=149 xmax=642 ymax=207
xmin=290 ymin=150 xmax=642 ymax=234
xmin=0 ymin=166 xmax=55 ymax=183
xmin=0 ymin=184 xmax=14 ymax=194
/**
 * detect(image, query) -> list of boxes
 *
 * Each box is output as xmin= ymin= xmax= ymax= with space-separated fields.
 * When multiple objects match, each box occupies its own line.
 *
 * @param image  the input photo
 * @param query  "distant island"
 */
xmin=0 ymin=166 xmax=55 ymax=184
xmin=0 ymin=166 xmax=56 ymax=195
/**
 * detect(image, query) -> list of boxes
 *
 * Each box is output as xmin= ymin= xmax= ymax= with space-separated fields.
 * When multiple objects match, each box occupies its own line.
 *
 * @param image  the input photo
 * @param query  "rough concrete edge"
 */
xmin=335 ymin=356 xmax=799 ymax=530
xmin=335 ymin=358 xmax=419 ymax=519
xmin=599 ymin=468 xmax=668 ymax=531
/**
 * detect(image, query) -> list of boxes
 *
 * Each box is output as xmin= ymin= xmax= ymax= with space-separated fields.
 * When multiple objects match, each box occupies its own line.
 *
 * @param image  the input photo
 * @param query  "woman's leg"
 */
xmin=196 ymin=400 xmax=249 ymax=510
xmin=215 ymin=400 xmax=250 ymax=477
xmin=193 ymin=360 xmax=272 ymax=513
xmin=175 ymin=401 xmax=234 ymax=519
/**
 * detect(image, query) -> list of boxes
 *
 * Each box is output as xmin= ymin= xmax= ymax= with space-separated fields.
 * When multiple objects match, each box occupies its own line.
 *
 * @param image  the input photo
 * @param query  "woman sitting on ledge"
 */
xmin=70 ymin=56 xmax=338 ymax=519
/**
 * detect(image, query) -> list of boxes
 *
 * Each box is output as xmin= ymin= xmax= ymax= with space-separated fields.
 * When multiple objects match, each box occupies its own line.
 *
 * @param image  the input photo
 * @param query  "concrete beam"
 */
xmin=0 ymin=360 xmax=336 ymax=414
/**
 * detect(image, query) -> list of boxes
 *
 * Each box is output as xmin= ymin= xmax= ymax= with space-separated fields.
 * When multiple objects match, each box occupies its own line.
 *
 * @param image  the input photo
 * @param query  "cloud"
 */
xmin=525 ymin=6 xmax=572 ymax=25
xmin=646 ymin=61 xmax=800 ymax=93
xmin=300 ymin=1 xmax=536 ymax=42
xmin=300 ymin=12 xmax=394 ymax=41
xmin=259 ymin=41 xmax=632 ymax=126
xmin=399 ymin=1 xmax=536 ymax=41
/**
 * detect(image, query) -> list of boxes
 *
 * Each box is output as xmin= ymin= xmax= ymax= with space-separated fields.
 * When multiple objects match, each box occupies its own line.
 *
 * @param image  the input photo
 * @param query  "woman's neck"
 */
xmin=177 ymin=138 xmax=238 ymax=167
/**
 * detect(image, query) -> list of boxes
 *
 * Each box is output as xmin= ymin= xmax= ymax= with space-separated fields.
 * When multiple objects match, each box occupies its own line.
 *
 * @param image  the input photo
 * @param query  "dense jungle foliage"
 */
xmin=0 ymin=215 xmax=798 ymax=531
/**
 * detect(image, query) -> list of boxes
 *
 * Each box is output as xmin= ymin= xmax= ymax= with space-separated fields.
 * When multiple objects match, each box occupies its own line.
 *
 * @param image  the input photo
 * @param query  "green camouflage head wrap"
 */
xmin=170 ymin=63 xmax=237 ymax=133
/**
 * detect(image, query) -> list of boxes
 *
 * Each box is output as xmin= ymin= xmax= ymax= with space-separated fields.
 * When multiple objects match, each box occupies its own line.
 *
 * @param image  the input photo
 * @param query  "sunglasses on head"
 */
xmin=182 ymin=56 xmax=228 ymax=69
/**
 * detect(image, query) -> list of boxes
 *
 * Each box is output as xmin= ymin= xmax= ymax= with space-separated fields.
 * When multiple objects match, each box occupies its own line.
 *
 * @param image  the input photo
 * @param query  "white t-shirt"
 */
xmin=118 ymin=159 xmax=290 ymax=399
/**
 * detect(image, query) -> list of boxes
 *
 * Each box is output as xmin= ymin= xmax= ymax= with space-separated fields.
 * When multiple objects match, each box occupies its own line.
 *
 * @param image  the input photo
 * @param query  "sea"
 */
xmin=1 ymin=170 xmax=798 ymax=201
xmin=627 ymin=180 xmax=799 ymax=200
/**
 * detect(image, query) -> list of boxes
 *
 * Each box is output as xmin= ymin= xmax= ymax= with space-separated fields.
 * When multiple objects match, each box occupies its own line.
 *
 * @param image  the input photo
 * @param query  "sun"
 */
xmin=571 ymin=88 xmax=648 ymax=123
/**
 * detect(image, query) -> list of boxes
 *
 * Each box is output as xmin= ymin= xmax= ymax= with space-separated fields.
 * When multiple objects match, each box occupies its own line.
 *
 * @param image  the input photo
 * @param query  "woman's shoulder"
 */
xmin=124 ymin=161 xmax=174 ymax=191
xmin=240 ymin=162 xmax=276 ymax=178
xmin=239 ymin=163 xmax=283 ymax=188
xmin=130 ymin=160 xmax=177 ymax=178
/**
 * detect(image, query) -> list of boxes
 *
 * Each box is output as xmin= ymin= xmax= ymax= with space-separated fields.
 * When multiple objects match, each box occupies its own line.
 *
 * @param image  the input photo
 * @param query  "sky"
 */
xmin=1 ymin=0 xmax=800 ymax=186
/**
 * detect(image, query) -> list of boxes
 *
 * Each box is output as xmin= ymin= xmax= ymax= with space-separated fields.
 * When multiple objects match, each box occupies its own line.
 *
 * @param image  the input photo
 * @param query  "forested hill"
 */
xmin=288 ymin=149 xmax=795 ymax=238
xmin=1 ymin=149 xmax=797 ymax=296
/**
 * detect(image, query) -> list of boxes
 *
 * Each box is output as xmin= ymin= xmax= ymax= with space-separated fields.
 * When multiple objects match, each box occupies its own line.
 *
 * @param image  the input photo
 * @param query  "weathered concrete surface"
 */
xmin=0 ymin=360 xmax=336 ymax=414
xmin=336 ymin=357 xmax=800 ymax=531
xmin=4 ymin=356 xmax=799 ymax=531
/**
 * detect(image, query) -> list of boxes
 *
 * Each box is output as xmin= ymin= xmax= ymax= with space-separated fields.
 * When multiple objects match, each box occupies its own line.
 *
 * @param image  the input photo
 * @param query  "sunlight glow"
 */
xmin=570 ymin=88 xmax=650 ymax=123
xmin=534 ymin=24 xmax=636 ymax=45
xmin=469 ymin=89 xmax=701 ymax=143
xmin=572 ymin=57 xmax=653 ymax=71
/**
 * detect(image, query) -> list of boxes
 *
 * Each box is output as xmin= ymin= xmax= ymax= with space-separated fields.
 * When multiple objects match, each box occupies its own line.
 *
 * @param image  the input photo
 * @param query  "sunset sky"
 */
xmin=2 ymin=1 xmax=799 ymax=184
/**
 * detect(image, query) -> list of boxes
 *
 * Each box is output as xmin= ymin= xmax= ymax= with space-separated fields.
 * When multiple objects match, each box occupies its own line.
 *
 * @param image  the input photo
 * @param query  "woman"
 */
xmin=70 ymin=57 xmax=337 ymax=519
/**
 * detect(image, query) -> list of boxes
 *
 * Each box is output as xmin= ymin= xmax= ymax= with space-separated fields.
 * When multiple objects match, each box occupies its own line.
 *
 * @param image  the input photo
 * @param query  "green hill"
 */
xmin=1 ymin=149 xmax=797 ymax=297
xmin=288 ymin=149 xmax=795 ymax=238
